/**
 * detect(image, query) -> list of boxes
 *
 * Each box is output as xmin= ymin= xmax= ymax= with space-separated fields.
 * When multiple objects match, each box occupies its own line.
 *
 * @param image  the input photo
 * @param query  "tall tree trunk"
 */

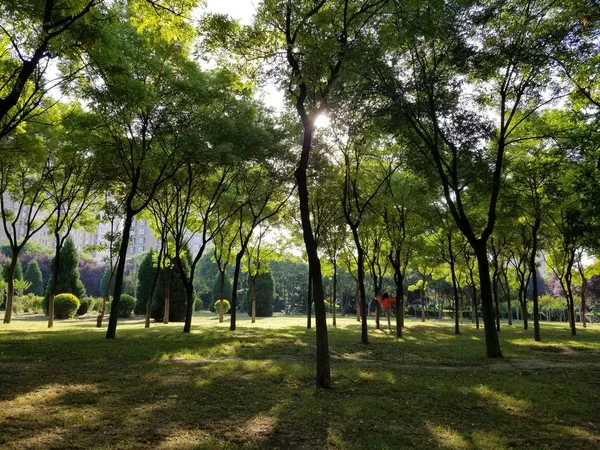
xmin=492 ymin=267 xmax=501 ymax=332
xmin=306 ymin=273 xmax=312 ymax=329
xmin=97 ymin=262 xmax=117 ymax=328
xmin=395 ymin=275 xmax=403 ymax=338
xmin=475 ymin=245 xmax=502 ymax=358
xmin=163 ymin=268 xmax=171 ymax=324
xmin=503 ymin=270 xmax=512 ymax=326
xmin=530 ymin=219 xmax=541 ymax=341
xmin=106 ymin=211 xmax=134 ymax=339
xmin=421 ymin=286 xmax=426 ymax=322
xmin=219 ymin=270 xmax=225 ymax=323
xmin=251 ymin=275 xmax=257 ymax=323
xmin=145 ymin=263 xmax=159 ymax=329
xmin=332 ymin=263 xmax=337 ymax=328
xmin=230 ymin=251 xmax=244 ymax=331
xmin=48 ymin=237 xmax=61 ymax=328
xmin=355 ymin=280 xmax=361 ymax=322
xmin=3 ymin=258 xmax=17 ymax=324
xmin=449 ymin=258 xmax=460 ymax=335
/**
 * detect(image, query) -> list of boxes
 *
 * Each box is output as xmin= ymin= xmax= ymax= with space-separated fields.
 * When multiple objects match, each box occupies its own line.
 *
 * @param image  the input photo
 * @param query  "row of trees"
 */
xmin=1 ymin=0 xmax=599 ymax=388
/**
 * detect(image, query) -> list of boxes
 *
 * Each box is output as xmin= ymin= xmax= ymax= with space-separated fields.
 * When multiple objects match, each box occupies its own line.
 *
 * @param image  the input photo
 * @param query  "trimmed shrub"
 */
xmin=24 ymin=260 xmax=44 ymax=296
xmin=212 ymin=299 xmax=230 ymax=314
xmin=119 ymin=294 xmax=136 ymax=318
xmin=77 ymin=297 xmax=92 ymax=316
xmin=54 ymin=293 xmax=80 ymax=319
xmin=135 ymin=250 xmax=156 ymax=315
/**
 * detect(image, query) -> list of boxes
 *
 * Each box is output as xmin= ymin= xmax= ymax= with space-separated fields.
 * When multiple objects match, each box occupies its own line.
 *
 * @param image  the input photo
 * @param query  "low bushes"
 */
xmin=12 ymin=294 xmax=43 ymax=314
xmin=54 ymin=294 xmax=80 ymax=319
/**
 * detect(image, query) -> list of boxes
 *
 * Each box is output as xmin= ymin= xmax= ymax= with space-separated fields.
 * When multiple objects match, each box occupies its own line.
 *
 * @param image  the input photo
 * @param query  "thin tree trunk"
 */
xmin=251 ymin=276 xmax=257 ymax=323
xmin=421 ymin=286 xmax=426 ymax=322
xmin=145 ymin=264 xmax=159 ymax=328
xmin=332 ymin=263 xmax=337 ymax=328
xmin=3 ymin=259 xmax=17 ymax=324
xmin=48 ymin=237 xmax=61 ymax=328
xmin=530 ymin=219 xmax=541 ymax=341
xmin=219 ymin=270 xmax=225 ymax=323
xmin=355 ymin=280 xmax=360 ymax=322
xmin=230 ymin=251 xmax=244 ymax=331
xmin=106 ymin=211 xmax=134 ymax=339
xmin=449 ymin=255 xmax=460 ymax=335
xmin=163 ymin=268 xmax=171 ymax=324
xmin=306 ymin=273 xmax=312 ymax=329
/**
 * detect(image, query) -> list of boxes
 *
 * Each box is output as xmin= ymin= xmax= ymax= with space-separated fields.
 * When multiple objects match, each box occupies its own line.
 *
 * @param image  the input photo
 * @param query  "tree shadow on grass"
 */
xmin=0 ymin=322 xmax=599 ymax=448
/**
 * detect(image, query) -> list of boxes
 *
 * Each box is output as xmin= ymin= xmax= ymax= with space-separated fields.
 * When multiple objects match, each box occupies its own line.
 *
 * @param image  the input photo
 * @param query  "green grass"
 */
xmin=0 ymin=312 xmax=599 ymax=449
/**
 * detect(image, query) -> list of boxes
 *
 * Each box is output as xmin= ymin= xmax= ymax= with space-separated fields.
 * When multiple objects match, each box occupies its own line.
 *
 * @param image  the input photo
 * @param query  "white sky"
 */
xmin=204 ymin=0 xmax=258 ymax=25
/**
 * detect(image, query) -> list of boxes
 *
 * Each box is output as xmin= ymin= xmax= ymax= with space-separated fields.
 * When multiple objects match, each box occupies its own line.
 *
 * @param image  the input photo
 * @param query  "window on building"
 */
xmin=138 ymin=237 xmax=145 ymax=244
xmin=138 ymin=246 xmax=145 ymax=252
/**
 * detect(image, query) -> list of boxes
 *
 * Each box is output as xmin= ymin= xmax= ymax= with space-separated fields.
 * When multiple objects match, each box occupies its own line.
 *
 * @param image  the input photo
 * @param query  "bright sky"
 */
xmin=204 ymin=0 xmax=257 ymax=25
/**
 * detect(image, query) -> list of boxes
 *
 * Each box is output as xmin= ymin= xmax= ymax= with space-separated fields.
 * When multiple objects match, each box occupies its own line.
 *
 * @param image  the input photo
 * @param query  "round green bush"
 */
xmin=54 ymin=294 xmax=80 ymax=319
xmin=77 ymin=297 xmax=91 ymax=316
xmin=212 ymin=299 xmax=231 ymax=314
xmin=119 ymin=294 xmax=136 ymax=318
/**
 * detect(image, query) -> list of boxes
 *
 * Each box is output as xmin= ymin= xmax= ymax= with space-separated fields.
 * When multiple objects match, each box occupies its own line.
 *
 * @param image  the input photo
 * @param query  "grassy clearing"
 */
xmin=0 ymin=313 xmax=599 ymax=449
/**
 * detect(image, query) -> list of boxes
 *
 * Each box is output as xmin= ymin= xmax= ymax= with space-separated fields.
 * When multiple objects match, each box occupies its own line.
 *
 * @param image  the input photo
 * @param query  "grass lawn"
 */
xmin=1 ymin=312 xmax=599 ymax=450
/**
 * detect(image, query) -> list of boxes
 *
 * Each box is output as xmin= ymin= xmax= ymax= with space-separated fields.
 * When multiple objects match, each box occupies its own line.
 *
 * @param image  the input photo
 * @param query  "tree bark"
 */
xmin=230 ymin=251 xmax=244 ymax=331
xmin=106 ymin=211 xmax=134 ymax=339
xmin=295 ymin=119 xmax=331 ymax=386
xmin=306 ymin=272 xmax=312 ymax=329
xmin=3 ymin=258 xmax=17 ymax=323
xmin=475 ymin=245 xmax=502 ymax=357
xmin=449 ymin=241 xmax=460 ymax=335
xmin=251 ymin=275 xmax=257 ymax=323
xmin=529 ymin=218 xmax=541 ymax=341
xmin=332 ymin=263 xmax=337 ymax=328
xmin=163 ymin=268 xmax=170 ymax=324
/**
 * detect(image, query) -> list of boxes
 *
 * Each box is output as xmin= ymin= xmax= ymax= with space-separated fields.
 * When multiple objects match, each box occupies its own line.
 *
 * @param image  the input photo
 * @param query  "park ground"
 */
xmin=0 ymin=313 xmax=599 ymax=450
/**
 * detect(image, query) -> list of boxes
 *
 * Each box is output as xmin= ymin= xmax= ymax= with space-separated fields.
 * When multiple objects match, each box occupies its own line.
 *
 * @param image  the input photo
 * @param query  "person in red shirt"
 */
xmin=376 ymin=293 xmax=396 ymax=330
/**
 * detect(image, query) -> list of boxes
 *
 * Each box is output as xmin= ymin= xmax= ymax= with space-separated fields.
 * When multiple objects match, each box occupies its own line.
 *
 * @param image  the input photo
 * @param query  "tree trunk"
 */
xmin=219 ymin=270 xmax=225 ymax=323
xmin=332 ymin=263 xmax=337 ymax=328
xmin=355 ymin=280 xmax=360 ymax=322
xmin=450 ymin=257 xmax=460 ymax=335
xmin=145 ymin=264 xmax=159 ymax=329
xmin=421 ymin=286 xmax=426 ymax=322
xmin=2 ymin=258 xmax=17 ymax=324
xmin=106 ymin=211 xmax=134 ymax=339
xmin=97 ymin=262 xmax=117 ymax=328
xmin=295 ymin=119 xmax=331 ymax=387
xmin=306 ymin=272 xmax=312 ymax=329
xmin=251 ymin=275 xmax=257 ymax=323
xmin=503 ymin=270 xmax=512 ymax=326
xmin=395 ymin=276 xmax=403 ymax=338
xmin=474 ymin=245 xmax=502 ymax=358
xmin=163 ymin=268 xmax=170 ymax=324
xmin=530 ymin=219 xmax=541 ymax=341
xmin=230 ymin=250 xmax=244 ymax=331
xmin=48 ymin=237 xmax=62 ymax=328
xmin=375 ymin=297 xmax=381 ymax=329
xmin=492 ymin=268 xmax=501 ymax=332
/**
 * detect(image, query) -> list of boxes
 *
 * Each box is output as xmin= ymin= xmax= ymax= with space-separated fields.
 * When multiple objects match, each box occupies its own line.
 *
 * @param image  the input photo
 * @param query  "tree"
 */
xmin=24 ymin=260 xmax=43 ymax=296
xmin=371 ymin=0 xmax=579 ymax=358
xmin=44 ymin=237 xmax=86 ymax=314
xmin=252 ymin=271 xmax=275 ymax=318
xmin=43 ymin=104 xmax=101 ymax=328
xmin=0 ymin=126 xmax=56 ymax=323
xmin=77 ymin=6 xmax=198 ymax=339
xmin=228 ymin=164 xmax=291 ymax=331
xmin=235 ymin=0 xmax=389 ymax=388
xmin=135 ymin=250 xmax=157 ymax=315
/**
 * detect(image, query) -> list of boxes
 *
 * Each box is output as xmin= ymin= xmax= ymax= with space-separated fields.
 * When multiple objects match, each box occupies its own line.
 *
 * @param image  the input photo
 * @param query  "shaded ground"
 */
xmin=0 ymin=313 xmax=599 ymax=449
